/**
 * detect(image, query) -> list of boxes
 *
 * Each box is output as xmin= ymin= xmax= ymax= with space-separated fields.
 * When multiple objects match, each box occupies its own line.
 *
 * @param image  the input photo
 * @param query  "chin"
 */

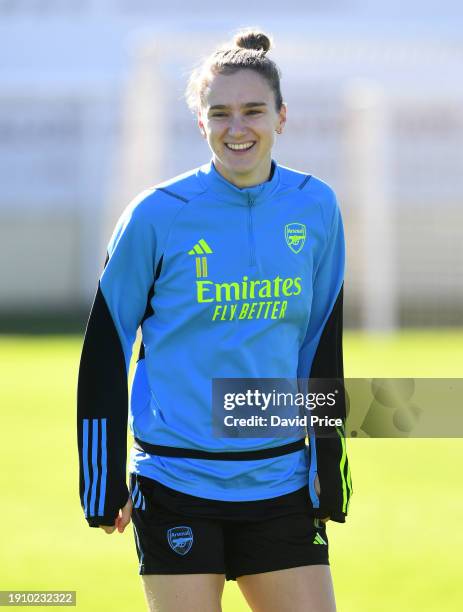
xmin=226 ymin=156 xmax=258 ymax=172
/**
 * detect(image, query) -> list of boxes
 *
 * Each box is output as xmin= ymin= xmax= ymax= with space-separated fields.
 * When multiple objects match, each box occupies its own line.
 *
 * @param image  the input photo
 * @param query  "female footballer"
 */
xmin=77 ymin=29 xmax=352 ymax=612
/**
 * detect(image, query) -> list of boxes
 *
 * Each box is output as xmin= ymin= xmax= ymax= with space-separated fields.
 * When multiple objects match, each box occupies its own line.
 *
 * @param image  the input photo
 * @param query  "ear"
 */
xmin=276 ymin=102 xmax=287 ymax=134
xmin=198 ymin=112 xmax=207 ymax=139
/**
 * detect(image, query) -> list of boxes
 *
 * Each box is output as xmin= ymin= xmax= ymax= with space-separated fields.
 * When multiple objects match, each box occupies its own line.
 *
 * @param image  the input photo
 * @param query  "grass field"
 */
xmin=1 ymin=330 xmax=462 ymax=611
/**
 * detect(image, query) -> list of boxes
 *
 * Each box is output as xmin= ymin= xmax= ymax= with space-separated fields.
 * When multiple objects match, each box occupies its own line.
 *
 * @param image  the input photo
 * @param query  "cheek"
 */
xmin=256 ymin=119 xmax=275 ymax=137
xmin=206 ymin=123 xmax=222 ymax=139
xmin=258 ymin=127 xmax=275 ymax=147
xmin=209 ymin=130 xmax=222 ymax=146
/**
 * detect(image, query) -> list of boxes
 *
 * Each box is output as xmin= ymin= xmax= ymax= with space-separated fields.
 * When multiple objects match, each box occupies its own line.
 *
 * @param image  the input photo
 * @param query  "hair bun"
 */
xmin=234 ymin=30 xmax=271 ymax=54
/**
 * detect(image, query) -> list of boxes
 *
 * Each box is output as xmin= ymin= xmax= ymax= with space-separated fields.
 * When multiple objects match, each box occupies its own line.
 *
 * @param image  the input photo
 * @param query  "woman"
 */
xmin=77 ymin=29 xmax=352 ymax=612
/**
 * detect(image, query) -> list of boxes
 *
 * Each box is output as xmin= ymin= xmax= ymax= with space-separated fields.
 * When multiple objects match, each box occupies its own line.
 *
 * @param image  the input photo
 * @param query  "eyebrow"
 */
xmin=208 ymin=102 xmax=268 ymax=111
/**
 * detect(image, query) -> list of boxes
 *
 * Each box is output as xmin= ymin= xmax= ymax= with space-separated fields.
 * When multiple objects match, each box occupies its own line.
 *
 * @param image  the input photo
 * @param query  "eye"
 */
xmin=246 ymin=109 xmax=262 ymax=115
xmin=210 ymin=112 xmax=227 ymax=118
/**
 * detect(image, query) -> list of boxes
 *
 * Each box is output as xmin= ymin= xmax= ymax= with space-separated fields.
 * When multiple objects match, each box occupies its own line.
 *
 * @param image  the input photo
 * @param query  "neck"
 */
xmin=213 ymin=156 xmax=272 ymax=188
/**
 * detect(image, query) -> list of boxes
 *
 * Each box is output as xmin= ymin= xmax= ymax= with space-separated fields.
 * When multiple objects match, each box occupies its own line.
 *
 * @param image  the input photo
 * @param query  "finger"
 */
xmin=117 ymin=497 xmax=133 ymax=533
xmin=314 ymin=473 xmax=321 ymax=496
xmin=118 ymin=508 xmax=132 ymax=532
xmin=320 ymin=516 xmax=331 ymax=523
xmin=100 ymin=525 xmax=116 ymax=534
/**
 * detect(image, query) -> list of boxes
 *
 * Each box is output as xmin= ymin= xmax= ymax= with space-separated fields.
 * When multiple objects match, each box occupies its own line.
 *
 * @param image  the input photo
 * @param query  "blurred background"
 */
xmin=1 ymin=0 xmax=462 ymax=332
xmin=1 ymin=2 xmax=462 ymax=611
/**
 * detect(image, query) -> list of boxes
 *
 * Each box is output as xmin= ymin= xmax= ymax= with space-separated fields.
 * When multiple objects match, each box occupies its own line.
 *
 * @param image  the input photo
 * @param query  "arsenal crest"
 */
xmin=167 ymin=526 xmax=194 ymax=555
xmin=285 ymin=223 xmax=307 ymax=254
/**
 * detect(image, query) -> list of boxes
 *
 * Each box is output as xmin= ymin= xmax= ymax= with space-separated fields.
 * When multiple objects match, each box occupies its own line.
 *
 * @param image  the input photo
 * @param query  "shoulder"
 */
xmin=277 ymin=162 xmax=337 ymax=202
xmin=120 ymin=166 xmax=207 ymax=226
xmin=277 ymin=163 xmax=339 ymax=229
xmin=151 ymin=165 xmax=207 ymax=204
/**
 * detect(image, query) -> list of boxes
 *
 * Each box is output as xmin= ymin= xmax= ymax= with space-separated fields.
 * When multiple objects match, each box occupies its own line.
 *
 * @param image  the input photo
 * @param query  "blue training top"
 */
xmin=77 ymin=159 xmax=353 ymax=528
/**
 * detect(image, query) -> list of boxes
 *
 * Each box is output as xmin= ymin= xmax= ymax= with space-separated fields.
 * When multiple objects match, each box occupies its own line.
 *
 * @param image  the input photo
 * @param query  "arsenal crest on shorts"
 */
xmin=285 ymin=223 xmax=307 ymax=253
xmin=167 ymin=526 xmax=194 ymax=555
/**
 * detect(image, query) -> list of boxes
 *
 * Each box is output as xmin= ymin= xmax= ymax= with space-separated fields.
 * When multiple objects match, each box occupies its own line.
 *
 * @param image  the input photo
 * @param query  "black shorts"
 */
xmin=129 ymin=473 xmax=329 ymax=581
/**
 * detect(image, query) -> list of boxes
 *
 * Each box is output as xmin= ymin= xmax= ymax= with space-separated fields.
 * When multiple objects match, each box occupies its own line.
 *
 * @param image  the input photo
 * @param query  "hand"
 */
xmin=99 ymin=496 xmax=133 ymax=534
xmin=320 ymin=516 xmax=331 ymax=523
xmin=314 ymin=473 xmax=330 ymax=524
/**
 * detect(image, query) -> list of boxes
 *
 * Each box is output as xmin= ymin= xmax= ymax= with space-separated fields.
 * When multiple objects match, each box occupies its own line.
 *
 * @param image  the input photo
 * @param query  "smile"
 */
xmin=225 ymin=142 xmax=255 ymax=151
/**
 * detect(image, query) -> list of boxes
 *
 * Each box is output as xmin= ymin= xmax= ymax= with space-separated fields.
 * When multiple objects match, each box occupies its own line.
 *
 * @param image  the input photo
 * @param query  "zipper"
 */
xmin=247 ymin=194 xmax=256 ymax=267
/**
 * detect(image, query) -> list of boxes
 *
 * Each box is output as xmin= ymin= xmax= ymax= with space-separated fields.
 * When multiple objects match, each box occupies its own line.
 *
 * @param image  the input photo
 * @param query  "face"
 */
xmin=198 ymin=69 xmax=286 ymax=187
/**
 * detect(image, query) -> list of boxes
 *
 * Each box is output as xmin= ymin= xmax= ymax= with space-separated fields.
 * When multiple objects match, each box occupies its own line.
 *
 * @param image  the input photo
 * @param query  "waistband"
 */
xmin=133 ymin=437 xmax=307 ymax=460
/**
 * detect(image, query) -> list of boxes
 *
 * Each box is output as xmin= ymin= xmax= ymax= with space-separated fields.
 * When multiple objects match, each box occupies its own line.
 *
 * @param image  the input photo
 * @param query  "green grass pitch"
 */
xmin=0 ymin=330 xmax=462 ymax=611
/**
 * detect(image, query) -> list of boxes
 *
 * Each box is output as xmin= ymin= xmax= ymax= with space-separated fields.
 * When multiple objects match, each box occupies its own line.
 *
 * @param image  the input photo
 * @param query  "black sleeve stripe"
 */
xmin=308 ymin=283 xmax=345 ymax=422
xmin=140 ymin=284 xmax=155 ymax=330
xmin=138 ymin=255 xmax=163 ymax=361
xmin=309 ymin=283 xmax=344 ymax=379
xmin=78 ymin=283 xmax=128 ymax=416
xmin=306 ymin=283 xmax=351 ymax=522
xmin=77 ymin=283 xmax=129 ymax=523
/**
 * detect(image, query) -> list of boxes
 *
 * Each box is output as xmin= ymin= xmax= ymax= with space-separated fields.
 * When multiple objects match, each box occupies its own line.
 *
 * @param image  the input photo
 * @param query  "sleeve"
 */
xmin=297 ymin=192 xmax=353 ymax=523
xmin=77 ymin=195 xmax=156 ymax=528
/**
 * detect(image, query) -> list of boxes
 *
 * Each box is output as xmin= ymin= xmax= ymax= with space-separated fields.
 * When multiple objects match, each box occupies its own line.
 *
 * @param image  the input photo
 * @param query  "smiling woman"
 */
xmin=77 ymin=27 xmax=351 ymax=612
xmin=186 ymin=31 xmax=286 ymax=187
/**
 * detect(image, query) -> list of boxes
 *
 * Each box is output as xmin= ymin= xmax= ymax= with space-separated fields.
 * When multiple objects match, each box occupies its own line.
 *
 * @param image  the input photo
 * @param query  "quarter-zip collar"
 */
xmin=198 ymin=158 xmax=281 ymax=206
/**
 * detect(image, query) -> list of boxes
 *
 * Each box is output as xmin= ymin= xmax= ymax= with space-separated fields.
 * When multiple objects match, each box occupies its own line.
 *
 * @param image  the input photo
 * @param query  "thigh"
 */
xmin=224 ymin=512 xmax=330 ymax=581
xmin=131 ymin=474 xmax=227 ymax=576
xmin=141 ymin=573 xmax=225 ymax=612
xmin=237 ymin=565 xmax=336 ymax=612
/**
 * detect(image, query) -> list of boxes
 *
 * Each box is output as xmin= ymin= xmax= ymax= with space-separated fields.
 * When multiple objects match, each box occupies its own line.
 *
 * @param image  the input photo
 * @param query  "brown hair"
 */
xmin=185 ymin=29 xmax=283 ymax=113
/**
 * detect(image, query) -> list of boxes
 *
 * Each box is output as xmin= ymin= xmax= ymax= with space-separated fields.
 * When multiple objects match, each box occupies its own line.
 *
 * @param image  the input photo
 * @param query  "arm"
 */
xmin=77 ymin=193 xmax=156 ymax=528
xmin=298 ymin=190 xmax=353 ymax=523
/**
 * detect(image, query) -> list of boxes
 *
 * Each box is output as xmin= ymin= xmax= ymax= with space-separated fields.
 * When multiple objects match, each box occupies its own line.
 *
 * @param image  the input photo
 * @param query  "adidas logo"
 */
xmin=313 ymin=533 xmax=327 ymax=545
xmin=188 ymin=239 xmax=213 ymax=278
xmin=188 ymin=239 xmax=213 ymax=256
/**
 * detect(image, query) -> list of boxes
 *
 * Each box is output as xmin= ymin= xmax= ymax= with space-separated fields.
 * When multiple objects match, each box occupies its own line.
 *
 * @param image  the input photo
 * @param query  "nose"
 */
xmin=227 ymin=114 xmax=246 ymax=137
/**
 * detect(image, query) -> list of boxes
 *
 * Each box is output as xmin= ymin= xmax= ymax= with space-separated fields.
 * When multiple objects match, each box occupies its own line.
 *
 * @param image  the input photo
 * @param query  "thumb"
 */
xmin=314 ymin=473 xmax=321 ymax=496
xmin=320 ymin=516 xmax=331 ymax=523
xmin=116 ymin=496 xmax=133 ymax=533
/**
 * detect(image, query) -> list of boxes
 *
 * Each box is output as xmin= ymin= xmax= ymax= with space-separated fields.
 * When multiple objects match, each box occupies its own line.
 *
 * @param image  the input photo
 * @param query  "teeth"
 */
xmin=226 ymin=142 xmax=254 ymax=150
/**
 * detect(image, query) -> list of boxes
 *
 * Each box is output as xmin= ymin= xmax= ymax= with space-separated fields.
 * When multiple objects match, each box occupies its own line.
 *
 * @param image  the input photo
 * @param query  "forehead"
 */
xmin=203 ymin=69 xmax=274 ymax=108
